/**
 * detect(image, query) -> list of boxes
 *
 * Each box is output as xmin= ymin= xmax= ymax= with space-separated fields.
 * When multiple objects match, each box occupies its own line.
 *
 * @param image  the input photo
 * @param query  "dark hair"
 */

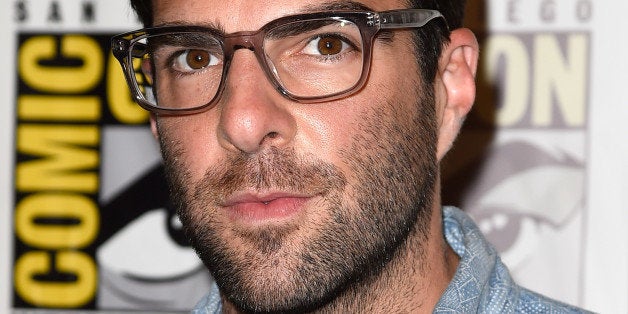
xmin=128 ymin=0 xmax=466 ymax=84
xmin=406 ymin=0 xmax=466 ymax=83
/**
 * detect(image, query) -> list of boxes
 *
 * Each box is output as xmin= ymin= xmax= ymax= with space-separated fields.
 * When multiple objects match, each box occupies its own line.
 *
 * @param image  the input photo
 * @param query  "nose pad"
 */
xmin=263 ymin=59 xmax=283 ymax=89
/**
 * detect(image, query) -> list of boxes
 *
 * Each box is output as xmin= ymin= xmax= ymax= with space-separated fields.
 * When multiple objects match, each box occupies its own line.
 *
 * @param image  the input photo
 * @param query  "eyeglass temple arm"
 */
xmin=377 ymin=9 xmax=448 ymax=30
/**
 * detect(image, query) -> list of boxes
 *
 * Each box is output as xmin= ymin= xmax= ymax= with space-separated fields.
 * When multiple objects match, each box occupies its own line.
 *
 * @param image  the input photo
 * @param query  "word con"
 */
xmin=476 ymin=33 xmax=588 ymax=128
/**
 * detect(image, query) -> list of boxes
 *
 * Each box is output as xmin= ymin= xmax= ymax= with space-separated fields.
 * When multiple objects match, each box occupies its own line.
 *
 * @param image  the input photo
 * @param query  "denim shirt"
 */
xmin=191 ymin=206 xmax=589 ymax=313
xmin=434 ymin=207 xmax=588 ymax=313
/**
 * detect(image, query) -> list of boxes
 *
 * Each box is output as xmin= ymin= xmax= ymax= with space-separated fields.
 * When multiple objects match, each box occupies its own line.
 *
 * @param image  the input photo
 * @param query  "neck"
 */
xmin=222 ymin=188 xmax=459 ymax=313
xmin=319 ymin=192 xmax=458 ymax=313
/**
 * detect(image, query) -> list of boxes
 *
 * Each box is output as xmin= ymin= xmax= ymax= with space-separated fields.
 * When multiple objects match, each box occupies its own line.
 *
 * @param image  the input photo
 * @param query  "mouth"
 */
xmin=221 ymin=192 xmax=315 ymax=224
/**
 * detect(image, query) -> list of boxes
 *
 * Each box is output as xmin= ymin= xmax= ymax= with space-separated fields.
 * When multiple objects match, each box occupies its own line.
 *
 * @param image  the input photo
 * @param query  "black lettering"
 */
xmin=82 ymin=1 xmax=95 ymax=23
xmin=507 ymin=0 xmax=520 ymax=23
xmin=540 ymin=0 xmax=555 ymax=23
xmin=576 ymin=0 xmax=593 ymax=22
xmin=48 ymin=1 xmax=61 ymax=23
xmin=15 ymin=0 xmax=28 ymax=22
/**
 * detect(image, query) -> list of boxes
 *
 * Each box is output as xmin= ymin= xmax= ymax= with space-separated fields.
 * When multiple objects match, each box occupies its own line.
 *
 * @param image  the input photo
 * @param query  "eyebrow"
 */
xmin=264 ymin=20 xmax=347 ymax=41
xmin=302 ymin=0 xmax=374 ymax=12
xmin=153 ymin=20 xmax=225 ymax=32
xmin=147 ymin=32 xmax=221 ymax=51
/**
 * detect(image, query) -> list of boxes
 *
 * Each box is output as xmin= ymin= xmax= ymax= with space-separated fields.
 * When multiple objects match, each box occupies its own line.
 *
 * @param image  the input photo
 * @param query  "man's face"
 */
xmin=152 ymin=0 xmax=440 ymax=311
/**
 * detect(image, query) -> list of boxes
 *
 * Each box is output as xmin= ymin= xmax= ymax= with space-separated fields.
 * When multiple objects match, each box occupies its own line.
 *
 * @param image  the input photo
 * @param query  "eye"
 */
xmin=172 ymin=49 xmax=220 ymax=72
xmin=302 ymin=34 xmax=353 ymax=56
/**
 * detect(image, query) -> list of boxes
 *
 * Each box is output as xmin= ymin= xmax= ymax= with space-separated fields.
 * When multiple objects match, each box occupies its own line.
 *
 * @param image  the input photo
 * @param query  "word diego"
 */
xmin=507 ymin=0 xmax=593 ymax=23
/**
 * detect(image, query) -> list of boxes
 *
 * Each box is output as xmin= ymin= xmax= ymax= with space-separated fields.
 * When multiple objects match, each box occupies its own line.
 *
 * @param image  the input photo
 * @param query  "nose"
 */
xmin=217 ymin=50 xmax=297 ymax=154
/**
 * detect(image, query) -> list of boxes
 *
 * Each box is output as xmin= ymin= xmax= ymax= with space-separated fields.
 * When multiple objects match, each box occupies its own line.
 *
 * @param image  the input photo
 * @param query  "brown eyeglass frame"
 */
xmin=111 ymin=9 xmax=446 ymax=115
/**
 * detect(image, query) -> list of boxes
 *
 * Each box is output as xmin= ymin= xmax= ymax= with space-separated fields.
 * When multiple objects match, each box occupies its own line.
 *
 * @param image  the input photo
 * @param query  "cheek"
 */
xmin=293 ymin=102 xmax=368 ymax=177
xmin=297 ymin=68 xmax=422 ymax=181
xmin=156 ymin=115 xmax=221 ymax=181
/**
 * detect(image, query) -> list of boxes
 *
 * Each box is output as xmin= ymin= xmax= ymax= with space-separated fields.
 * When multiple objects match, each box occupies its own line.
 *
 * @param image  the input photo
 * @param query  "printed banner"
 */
xmin=13 ymin=31 xmax=211 ymax=310
xmin=445 ymin=1 xmax=591 ymax=303
xmin=3 ymin=1 xmax=212 ymax=312
xmin=1 ymin=0 xmax=626 ymax=313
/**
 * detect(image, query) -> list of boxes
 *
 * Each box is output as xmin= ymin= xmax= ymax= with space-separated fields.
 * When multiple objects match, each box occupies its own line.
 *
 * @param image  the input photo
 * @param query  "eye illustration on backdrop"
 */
xmin=445 ymin=141 xmax=584 ymax=271
xmin=95 ymin=128 xmax=211 ymax=310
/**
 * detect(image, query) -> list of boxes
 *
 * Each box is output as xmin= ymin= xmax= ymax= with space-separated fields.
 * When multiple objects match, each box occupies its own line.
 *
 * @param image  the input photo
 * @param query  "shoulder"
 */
xmin=190 ymin=281 xmax=222 ymax=314
xmin=438 ymin=206 xmax=592 ymax=313
xmin=514 ymin=288 xmax=592 ymax=313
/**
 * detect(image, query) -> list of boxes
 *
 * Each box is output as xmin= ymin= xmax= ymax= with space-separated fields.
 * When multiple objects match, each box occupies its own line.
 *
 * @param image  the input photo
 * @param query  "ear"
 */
xmin=149 ymin=113 xmax=159 ymax=140
xmin=435 ymin=28 xmax=479 ymax=161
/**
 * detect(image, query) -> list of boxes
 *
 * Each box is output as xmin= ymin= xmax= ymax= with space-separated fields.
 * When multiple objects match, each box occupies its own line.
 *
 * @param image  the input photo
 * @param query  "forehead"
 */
xmin=152 ymin=0 xmax=408 ymax=30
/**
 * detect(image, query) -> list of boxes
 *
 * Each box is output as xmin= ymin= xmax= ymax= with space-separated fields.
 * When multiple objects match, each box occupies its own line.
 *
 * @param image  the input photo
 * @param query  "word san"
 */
xmin=15 ymin=0 xmax=96 ymax=23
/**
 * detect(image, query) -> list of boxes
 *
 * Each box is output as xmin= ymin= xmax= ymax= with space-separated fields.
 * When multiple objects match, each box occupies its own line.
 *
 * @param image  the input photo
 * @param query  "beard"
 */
xmin=159 ymin=86 xmax=438 ymax=312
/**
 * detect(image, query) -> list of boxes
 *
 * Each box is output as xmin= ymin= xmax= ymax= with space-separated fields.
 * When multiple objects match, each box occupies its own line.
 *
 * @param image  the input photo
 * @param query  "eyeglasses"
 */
xmin=111 ymin=9 xmax=445 ymax=115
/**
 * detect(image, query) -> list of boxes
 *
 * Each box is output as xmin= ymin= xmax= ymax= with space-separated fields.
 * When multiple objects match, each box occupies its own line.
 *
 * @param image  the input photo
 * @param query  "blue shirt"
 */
xmin=191 ymin=206 xmax=589 ymax=313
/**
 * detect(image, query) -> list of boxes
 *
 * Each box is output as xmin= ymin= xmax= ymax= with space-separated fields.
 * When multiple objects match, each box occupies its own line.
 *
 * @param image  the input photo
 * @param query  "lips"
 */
xmin=221 ymin=192 xmax=313 ymax=223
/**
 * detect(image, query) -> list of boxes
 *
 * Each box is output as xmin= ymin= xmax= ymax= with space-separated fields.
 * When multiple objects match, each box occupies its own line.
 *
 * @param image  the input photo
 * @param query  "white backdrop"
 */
xmin=1 ymin=0 xmax=626 ymax=313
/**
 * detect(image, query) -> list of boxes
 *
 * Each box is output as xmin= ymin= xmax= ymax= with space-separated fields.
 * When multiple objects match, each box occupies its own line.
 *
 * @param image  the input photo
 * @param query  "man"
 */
xmin=112 ymin=0 xmax=588 ymax=312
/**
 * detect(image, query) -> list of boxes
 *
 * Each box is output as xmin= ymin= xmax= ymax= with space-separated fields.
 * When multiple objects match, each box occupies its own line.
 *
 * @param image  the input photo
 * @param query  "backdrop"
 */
xmin=1 ymin=0 xmax=626 ymax=313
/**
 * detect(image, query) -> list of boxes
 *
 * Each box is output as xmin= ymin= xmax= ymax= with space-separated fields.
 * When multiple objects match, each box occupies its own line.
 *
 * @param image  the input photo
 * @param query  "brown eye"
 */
xmin=317 ymin=35 xmax=343 ymax=55
xmin=186 ymin=49 xmax=210 ymax=69
xmin=172 ymin=49 xmax=219 ymax=73
xmin=300 ymin=34 xmax=353 ymax=57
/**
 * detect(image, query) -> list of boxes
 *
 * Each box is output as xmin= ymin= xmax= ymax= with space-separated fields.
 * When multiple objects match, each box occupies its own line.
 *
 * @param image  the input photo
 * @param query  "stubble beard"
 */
xmin=159 ymin=86 xmax=438 ymax=313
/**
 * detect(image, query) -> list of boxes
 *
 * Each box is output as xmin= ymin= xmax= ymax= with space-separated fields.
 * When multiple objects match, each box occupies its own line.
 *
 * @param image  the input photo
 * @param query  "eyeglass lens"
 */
xmin=129 ymin=18 xmax=365 ymax=110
